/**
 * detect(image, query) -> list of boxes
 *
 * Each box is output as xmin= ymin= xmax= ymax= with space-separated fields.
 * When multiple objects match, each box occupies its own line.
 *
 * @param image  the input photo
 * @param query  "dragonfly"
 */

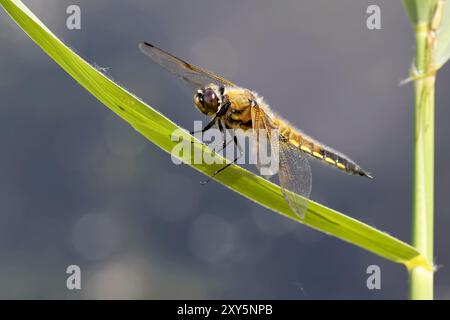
xmin=139 ymin=41 xmax=372 ymax=219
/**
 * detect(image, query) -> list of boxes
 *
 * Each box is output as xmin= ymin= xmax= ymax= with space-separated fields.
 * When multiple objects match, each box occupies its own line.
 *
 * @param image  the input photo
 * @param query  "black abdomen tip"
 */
xmin=359 ymin=170 xmax=374 ymax=179
xmin=353 ymin=164 xmax=373 ymax=179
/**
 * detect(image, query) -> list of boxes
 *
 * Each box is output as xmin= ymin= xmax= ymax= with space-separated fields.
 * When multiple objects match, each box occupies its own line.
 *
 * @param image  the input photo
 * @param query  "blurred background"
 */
xmin=0 ymin=0 xmax=449 ymax=299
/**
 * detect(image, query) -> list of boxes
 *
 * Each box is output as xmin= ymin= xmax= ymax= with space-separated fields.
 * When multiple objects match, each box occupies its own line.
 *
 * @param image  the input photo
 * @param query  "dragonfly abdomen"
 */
xmin=276 ymin=122 xmax=372 ymax=179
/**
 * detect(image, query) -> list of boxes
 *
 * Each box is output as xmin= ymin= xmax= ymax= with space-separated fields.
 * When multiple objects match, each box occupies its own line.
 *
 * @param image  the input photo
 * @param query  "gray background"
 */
xmin=0 ymin=0 xmax=449 ymax=299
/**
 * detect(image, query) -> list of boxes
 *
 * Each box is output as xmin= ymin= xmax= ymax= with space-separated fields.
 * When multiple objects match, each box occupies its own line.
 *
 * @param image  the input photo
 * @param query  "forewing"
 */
xmin=139 ymin=42 xmax=237 ymax=89
xmin=251 ymin=106 xmax=278 ymax=177
xmin=251 ymin=107 xmax=312 ymax=219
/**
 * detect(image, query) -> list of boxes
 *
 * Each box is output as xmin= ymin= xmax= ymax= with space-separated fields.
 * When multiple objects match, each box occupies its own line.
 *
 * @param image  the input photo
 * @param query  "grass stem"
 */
xmin=409 ymin=22 xmax=435 ymax=300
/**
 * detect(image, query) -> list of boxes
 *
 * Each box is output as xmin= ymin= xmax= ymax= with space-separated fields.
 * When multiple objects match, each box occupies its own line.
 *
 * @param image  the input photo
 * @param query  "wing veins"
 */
xmin=139 ymin=42 xmax=237 ymax=89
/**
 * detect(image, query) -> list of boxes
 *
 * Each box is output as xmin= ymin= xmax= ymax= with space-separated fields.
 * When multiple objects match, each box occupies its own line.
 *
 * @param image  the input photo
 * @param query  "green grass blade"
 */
xmin=404 ymin=0 xmax=436 ymax=24
xmin=436 ymin=1 xmax=450 ymax=67
xmin=0 ymin=0 xmax=432 ymax=271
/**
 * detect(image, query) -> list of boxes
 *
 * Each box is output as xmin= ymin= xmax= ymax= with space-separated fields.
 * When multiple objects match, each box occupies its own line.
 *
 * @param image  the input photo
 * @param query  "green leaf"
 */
xmin=436 ymin=1 xmax=450 ymax=67
xmin=0 ymin=0 xmax=432 ymax=271
xmin=403 ymin=0 xmax=436 ymax=24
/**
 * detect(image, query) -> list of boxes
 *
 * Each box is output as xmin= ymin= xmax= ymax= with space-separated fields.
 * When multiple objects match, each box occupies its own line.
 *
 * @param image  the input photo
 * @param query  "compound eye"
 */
xmin=203 ymin=88 xmax=217 ymax=106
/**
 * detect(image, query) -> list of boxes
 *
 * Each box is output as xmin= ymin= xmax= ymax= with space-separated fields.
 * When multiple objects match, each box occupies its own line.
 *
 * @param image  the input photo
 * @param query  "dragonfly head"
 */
xmin=194 ymin=86 xmax=220 ymax=116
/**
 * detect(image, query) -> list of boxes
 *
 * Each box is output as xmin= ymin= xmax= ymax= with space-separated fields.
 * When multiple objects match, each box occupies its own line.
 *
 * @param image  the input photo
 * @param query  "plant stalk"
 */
xmin=409 ymin=23 xmax=435 ymax=300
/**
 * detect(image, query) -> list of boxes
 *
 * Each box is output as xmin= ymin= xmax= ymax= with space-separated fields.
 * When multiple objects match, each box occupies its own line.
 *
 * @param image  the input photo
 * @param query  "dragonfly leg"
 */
xmin=189 ymin=117 xmax=218 ymax=148
xmin=216 ymin=100 xmax=231 ymax=117
xmin=201 ymin=132 xmax=243 ymax=185
xmin=213 ymin=120 xmax=240 ymax=154
xmin=190 ymin=117 xmax=217 ymax=135
xmin=189 ymin=99 xmax=230 ymax=136
xmin=217 ymin=121 xmax=231 ymax=151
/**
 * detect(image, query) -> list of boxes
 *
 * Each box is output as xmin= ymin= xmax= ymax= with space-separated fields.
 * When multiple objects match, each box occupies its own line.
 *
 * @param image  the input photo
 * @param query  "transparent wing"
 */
xmin=251 ymin=107 xmax=312 ymax=219
xmin=139 ymin=42 xmax=237 ymax=89
xmin=251 ymin=105 xmax=278 ymax=178
xmin=278 ymin=139 xmax=312 ymax=219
